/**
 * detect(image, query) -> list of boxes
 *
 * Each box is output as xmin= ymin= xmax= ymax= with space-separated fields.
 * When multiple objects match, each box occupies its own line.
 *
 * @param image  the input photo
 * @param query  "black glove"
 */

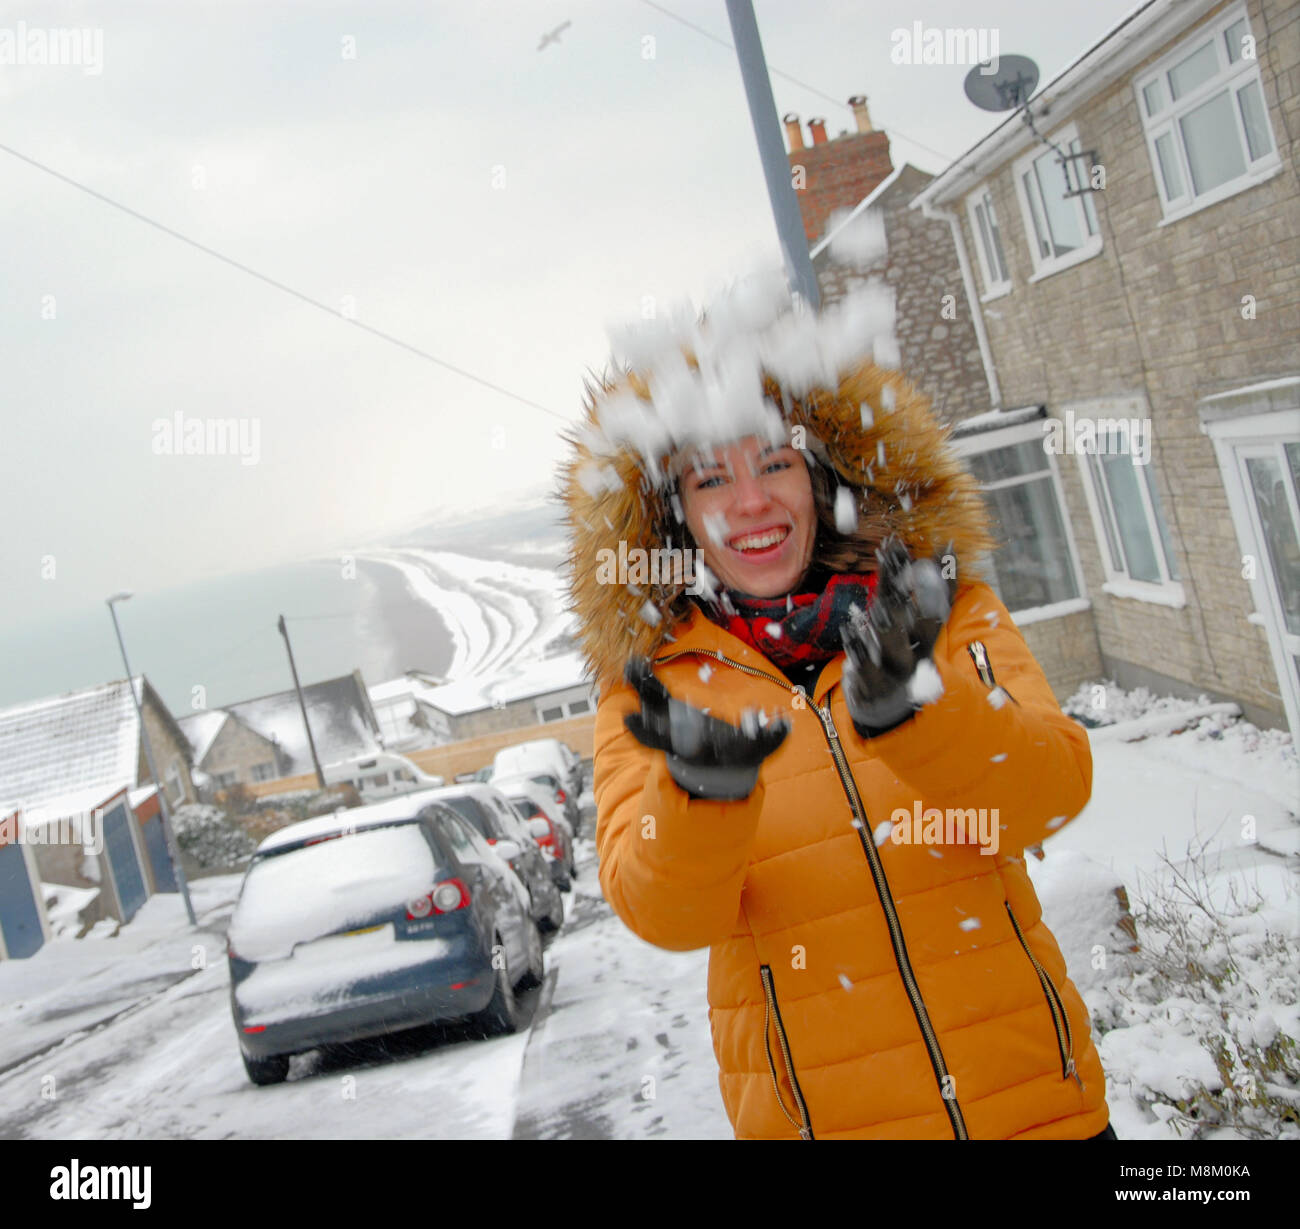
xmin=623 ymin=658 xmax=790 ymax=800
xmin=840 ymin=538 xmax=957 ymax=739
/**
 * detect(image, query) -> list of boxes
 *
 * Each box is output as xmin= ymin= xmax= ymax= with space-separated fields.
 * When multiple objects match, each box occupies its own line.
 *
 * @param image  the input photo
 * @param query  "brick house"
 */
xmin=791 ymin=2 xmax=1298 ymax=737
xmin=904 ymin=0 xmax=1298 ymax=735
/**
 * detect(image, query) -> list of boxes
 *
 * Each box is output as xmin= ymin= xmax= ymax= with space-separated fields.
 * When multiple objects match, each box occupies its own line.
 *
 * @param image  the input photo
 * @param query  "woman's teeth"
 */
xmin=730 ymin=528 xmax=789 ymax=553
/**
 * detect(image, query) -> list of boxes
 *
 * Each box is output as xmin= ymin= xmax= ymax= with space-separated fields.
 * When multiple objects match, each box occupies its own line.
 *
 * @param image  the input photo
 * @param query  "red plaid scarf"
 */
xmin=719 ymin=572 xmax=879 ymax=668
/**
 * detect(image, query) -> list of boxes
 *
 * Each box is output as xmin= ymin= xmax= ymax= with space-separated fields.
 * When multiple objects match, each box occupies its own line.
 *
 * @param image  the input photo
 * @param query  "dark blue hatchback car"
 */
xmin=227 ymin=793 xmax=543 ymax=1085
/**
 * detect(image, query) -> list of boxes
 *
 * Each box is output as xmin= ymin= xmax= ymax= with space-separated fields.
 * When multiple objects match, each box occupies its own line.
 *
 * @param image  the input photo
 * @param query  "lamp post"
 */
xmin=107 ymin=592 xmax=197 ymax=927
xmin=725 ymin=0 xmax=821 ymax=311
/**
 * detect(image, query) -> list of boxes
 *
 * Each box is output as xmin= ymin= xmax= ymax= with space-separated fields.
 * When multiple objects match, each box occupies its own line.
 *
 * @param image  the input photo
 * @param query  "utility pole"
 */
xmin=106 ymin=593 xmax=197 ymax=927
xmin=725 ymin=0 xmax=821 ymax=311
xmin=277 ymin=614 xmax=325 ymax=788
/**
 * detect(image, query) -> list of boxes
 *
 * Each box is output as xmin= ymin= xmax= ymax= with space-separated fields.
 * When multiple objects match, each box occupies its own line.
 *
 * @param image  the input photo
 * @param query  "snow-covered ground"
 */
xmin=0 ymin=686 xmax=1294 ymax=1140
xmin=358 ymin=548 xmax=573 ymax=679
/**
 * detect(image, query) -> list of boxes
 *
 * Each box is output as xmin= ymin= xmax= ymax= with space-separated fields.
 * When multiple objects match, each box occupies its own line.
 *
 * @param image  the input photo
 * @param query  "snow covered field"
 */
xmin=358 ymin=548 xmax=573 ymax=679
xmin=0 ymin=688 xmax=1294 ymax=1140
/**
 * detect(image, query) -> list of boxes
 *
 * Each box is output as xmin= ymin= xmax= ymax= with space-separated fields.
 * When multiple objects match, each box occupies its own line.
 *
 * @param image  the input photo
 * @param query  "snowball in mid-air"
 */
xmin=834 ymin=486 xmax=858 ymax=533
xmin=907 ymin=659 xmax=944 ymax=705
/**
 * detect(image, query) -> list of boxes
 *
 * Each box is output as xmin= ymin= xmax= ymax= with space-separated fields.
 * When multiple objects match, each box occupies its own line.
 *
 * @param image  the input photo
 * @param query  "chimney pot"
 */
xmin=848 ymin=94 xmax=873 ymax=134
xmin=808 ymin=117 xmax=828 ymax=145
xmin=782 ymin=112 xmax=804 ymax=152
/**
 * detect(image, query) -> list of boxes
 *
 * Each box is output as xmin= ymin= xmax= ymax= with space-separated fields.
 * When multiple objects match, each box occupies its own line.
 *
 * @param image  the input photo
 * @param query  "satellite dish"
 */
xmin=963 ymin=54 xmax=1040 ymax=112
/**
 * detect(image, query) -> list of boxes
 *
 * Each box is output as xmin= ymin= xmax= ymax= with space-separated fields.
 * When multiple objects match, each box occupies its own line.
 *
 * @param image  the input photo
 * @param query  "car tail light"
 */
xmin=407 ymin=878 xmax=470 ymax=918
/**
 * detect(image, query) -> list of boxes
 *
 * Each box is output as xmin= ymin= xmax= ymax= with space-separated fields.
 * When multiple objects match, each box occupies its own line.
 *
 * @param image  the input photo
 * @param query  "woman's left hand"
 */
xmin=840 ymin=539 xmax=956 ymax=738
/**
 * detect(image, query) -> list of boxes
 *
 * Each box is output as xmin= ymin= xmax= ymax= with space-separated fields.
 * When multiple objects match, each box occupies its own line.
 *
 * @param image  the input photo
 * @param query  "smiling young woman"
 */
xmin=675 ymin=438 xmax=817 ymax=599
xmin=562 ymin=355 xmax=1113 ymax=1141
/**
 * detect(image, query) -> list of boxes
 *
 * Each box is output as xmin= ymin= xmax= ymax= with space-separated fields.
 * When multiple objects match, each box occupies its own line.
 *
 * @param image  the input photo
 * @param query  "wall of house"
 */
xmin=817 ymin=165 xmax=991 ymax=426
xmin=140 ymin=698 xmax=196 ymax=804
xmin=200 ymin=719 xmax=280 ymax=787
xmin=956 ymin=0 xmax=1298 ymax=725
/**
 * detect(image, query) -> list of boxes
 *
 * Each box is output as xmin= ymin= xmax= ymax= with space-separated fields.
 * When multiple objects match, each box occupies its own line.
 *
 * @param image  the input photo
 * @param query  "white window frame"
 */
xmin=964 ymin=184 xmax=1012 ymax=300
xmin=1011 ymin=122 xmax=1102 ymax=282
xmin=1135 ymin=4 xmax=1282 ymax=226
xmin=1065 ymin=398 xmax=1185 ymax=607
xmin=1200 ymin=381 xmax=1300 ymax=740
xmin=951 ymin=418 xmax=1089 ymax=622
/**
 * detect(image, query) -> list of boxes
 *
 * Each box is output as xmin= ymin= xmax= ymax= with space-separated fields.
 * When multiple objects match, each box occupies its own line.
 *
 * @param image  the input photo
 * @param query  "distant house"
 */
xmin=0 ymin=676 xmax=196 ymax=813
xmin=0 ymin=676 xmax=196 ymax=942
xmin=182 ymin=669 xmax=383 ymax=788
xmin=367 ymin=670 xmax=448 ymax=752
xmin=416 ymin=653 xmax=597 ymax=742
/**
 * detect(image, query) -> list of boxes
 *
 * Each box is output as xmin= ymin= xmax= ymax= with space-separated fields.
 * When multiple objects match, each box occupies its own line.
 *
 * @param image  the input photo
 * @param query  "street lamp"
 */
xmin=106 ymin=592 xmax=197 ymax=926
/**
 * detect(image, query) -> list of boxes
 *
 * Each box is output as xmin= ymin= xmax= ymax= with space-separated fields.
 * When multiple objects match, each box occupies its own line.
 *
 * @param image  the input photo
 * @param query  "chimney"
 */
xmin=782 ymin=112 xmax=804 ymax=152
xmin=849 ymin=95 xmax=873 ymax=134
xmin=808 ymin=117 xmax=828 ymax=146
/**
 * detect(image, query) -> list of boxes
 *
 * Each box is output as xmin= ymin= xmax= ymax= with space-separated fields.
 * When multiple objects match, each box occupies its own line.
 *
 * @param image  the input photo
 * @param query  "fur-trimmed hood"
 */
xmin=559 ymin=357 xmax=995 ymax=690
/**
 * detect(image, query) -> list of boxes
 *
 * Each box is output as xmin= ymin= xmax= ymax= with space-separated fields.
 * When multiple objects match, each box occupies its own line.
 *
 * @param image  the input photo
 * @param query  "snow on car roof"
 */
xmin=253 ymin=786 xmax=454 ymax=854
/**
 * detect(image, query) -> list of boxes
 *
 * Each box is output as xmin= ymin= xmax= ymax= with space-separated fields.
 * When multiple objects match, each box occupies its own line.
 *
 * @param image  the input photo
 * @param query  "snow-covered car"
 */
xmin=226 ymin=793 xmax=543 ymax=1086
xmin=491 ymin=740 xmax=582 ymax=825
xmin=423 ymin=782 xmax=565 ymax=934
xmin=321 ymin=751 xmax=445 ymax=804
xmin=492 ymin=774 xmax=577 ymax=892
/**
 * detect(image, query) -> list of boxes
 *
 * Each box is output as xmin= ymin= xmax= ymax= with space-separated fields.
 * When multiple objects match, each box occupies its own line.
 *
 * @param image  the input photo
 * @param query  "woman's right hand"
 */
xmin=623 ymin=658 xmax=790 ymax=800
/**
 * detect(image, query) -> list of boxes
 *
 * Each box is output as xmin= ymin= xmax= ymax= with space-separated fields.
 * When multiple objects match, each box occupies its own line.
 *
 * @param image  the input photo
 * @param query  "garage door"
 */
xmin=103 ymin=800 xmax=147 ymax=921
xmin=0 ymin=839 xmax=45 ymax=959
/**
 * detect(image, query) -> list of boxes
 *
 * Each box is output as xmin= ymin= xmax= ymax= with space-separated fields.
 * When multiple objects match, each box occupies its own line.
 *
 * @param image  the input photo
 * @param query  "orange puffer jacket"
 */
xmin=563 ymin=356 xmax=1109 ymax=1139
xmin=592 ymin=590 xmax=1108 ymax=1139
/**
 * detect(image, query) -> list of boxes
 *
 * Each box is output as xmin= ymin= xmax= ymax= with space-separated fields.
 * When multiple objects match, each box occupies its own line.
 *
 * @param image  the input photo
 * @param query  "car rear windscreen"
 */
xmin=439 ymin=794 xmax=492 ymax=839
xmin=229 ymin=824 xmax=447 ymax=962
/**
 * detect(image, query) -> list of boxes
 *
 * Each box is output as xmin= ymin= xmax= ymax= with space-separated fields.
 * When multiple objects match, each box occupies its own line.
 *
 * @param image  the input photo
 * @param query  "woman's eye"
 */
xmin=761 ymin=460 xmax=791 ymax=474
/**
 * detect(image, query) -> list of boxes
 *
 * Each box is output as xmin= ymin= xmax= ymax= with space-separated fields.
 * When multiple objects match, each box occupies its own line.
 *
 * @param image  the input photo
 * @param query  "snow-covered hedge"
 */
xmin=170 ymin=803 xmax=258 ymax=870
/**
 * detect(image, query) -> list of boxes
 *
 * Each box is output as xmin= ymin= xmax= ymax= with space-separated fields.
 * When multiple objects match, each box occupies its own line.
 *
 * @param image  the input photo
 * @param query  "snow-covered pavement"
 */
xmin=0 ymin=700 xmax=1295 ymax=1140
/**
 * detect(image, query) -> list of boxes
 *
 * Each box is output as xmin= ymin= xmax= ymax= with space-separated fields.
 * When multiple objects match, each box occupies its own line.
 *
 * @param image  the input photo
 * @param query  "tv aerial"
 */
xmin=963 ymin=54 xmax=1099 ymax=198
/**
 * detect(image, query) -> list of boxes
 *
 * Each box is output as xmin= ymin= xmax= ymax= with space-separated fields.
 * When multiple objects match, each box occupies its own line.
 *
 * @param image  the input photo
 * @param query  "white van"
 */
xmin=322 ymin=752 xmax=445 ymax=804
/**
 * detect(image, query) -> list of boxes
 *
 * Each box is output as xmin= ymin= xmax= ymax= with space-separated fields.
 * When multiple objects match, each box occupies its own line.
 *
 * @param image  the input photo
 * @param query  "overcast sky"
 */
xmin=1 ymin=0 xmax=1141 ymax=634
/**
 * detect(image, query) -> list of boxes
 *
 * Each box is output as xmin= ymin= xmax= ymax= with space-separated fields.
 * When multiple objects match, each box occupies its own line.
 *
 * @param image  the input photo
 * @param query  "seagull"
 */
xmin=538 ymin=20 xmax=571 ymax=51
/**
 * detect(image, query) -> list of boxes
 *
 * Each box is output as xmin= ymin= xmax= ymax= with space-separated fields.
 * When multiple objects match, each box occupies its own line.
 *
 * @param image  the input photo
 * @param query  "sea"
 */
xmin=0 ymin=558 xmax=456 ymax=717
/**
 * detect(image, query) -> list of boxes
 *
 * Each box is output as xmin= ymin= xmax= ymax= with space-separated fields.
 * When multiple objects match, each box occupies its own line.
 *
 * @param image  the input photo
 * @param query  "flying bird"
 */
xmin=538 ymin=20 xmax=571 ymax=51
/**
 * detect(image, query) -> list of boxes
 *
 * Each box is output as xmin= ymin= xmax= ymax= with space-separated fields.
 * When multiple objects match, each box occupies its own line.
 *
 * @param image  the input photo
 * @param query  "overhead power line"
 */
xmin=0 ymin=138 xmax=570 ymax=423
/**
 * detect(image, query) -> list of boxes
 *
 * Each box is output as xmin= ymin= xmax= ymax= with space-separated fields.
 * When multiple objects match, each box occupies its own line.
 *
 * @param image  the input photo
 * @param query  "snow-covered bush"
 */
xmin=170 ymin=803 xmax=257 ymax=870
xmin=1095 ymin=841 xmax=1300 ymax=1139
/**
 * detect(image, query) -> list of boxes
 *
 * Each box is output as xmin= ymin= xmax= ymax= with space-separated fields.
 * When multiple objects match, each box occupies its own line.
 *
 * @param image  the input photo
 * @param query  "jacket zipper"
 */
xmin=1005 ymin=901 xmax=1082 ymax=1089
xmin=967 ymin=639 xmax=1017 ymax=703
xmin=759 ymin=964 xmax=814 ymax=1139
xmin=656 ymin=647 xmax=970 ymax=1140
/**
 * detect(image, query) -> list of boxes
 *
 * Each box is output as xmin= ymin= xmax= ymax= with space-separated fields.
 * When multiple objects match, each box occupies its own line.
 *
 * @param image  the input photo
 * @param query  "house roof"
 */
xmin=0 ymin=678 xmax=150 ymax=812
xmin=422 ymin=652 xmax=593 ymax=718
xmin=910 ymin=0 xmax=1219 ymax=208
xmin=178 ymin=709 xmax=229 ymax=766
xmin=223 ymin=673 xmax=381 ymax=775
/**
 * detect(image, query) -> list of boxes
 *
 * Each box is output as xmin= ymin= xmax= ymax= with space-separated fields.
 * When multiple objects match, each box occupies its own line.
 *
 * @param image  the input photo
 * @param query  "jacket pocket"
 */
xmin=758 ymin=964 xmax=815 ymax=1139
xmin=1004 ymin=903 xmax=1083 ymax=1089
